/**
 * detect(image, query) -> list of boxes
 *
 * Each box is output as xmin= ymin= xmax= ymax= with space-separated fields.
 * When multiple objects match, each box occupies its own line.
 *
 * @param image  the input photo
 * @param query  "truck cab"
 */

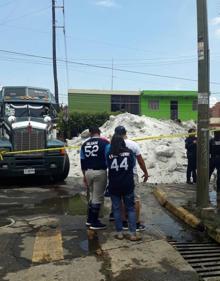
xmin=0 ymin=86 xmax=70 ymax=181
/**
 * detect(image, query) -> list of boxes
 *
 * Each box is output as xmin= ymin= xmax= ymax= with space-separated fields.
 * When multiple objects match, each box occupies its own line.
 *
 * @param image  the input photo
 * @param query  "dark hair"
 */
xmin=214 ymin=130 xmax=220 ymax=140
xmin=89 ymin=126 xmax=101 ymax=135
xmin=114 ymin=126 xmax=126 ymax=136
xmin=110 ymin=134 xmax=128 ymax=155
xmin=188 ymin=128 xmax=196 ymax=133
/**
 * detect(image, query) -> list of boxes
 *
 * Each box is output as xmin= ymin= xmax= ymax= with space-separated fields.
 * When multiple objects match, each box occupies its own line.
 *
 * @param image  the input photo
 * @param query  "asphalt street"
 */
xmin=0 ymin=177 xmax=208 ymax=281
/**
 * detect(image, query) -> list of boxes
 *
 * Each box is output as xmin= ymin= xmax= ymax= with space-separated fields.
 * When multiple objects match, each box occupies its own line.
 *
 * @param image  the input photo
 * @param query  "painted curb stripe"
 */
xmin=153 ymin=187 xmax=201 ymax=228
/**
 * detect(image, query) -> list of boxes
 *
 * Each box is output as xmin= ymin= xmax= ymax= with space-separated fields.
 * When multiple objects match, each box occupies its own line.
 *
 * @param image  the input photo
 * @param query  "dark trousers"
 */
xmin=187 ymin=157 xmax=197 ymax=183
xmin=209 ymin=159 xmax=220 ymax=192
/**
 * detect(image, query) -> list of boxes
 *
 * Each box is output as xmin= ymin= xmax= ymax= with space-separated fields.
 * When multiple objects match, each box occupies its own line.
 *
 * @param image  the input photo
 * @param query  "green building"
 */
xmin=68 ymin=89 xmax=197 ymax=121
xmin=68 ymin=89 xmax=140 ymax=114
xmin=141 ymin=90 xmax=197 ymax=120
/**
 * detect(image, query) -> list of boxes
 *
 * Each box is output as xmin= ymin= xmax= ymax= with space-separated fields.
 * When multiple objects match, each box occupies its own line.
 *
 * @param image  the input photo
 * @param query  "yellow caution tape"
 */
xmin=133 ymin=132 xmax=191 ymax=142
xmin=0 ymin=127 xmax=219 ymax=160
xmin=133 ymin=127 xmax=220 ymax=142
xmin=0 ymin=152 xmax=4 ymax=161
xmin=0 ymin=145 xmax=80 ymax=160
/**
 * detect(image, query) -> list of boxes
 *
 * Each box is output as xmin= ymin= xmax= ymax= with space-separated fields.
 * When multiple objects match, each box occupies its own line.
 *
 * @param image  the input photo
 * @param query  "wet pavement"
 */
xmin=0 ymin=177 xmax=206 ymax=281
xmin=140 ymin=183 xmax=210 ymax=243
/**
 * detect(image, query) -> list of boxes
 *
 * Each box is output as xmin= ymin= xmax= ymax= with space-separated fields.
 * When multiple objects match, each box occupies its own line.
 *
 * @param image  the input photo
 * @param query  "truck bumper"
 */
xmin=0 ymin=154 xmax=66 ymax=178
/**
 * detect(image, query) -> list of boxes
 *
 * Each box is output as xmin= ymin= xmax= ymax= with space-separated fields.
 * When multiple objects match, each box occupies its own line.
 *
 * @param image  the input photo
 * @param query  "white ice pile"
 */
xmin=67 ymin=113 xmax=196 ymax=184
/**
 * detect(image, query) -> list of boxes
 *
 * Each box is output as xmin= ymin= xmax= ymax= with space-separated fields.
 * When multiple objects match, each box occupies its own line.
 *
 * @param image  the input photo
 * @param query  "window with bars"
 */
xmin=111 ymin=95 xmax=139 ymax=114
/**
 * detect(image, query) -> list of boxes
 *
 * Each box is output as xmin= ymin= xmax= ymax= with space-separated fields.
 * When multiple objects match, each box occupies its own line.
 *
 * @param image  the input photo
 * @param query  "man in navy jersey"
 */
xmin=80 ymin=126 xmax=109 ymax=230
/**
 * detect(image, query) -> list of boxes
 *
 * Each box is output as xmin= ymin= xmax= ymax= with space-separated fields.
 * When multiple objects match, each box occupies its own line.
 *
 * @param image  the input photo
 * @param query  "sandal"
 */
xmin=114 ymin=233 xmax=124 ymax=240
xmin=129 ymin=234 xmax=142 ymax=242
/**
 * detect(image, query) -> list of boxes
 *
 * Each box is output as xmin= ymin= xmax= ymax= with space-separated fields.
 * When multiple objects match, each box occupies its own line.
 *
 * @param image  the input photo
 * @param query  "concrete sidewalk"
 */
xmin=0 ymin=182 xmax=199 ymax=281
xmin=101 ymin=233 xmax=198 ymax=281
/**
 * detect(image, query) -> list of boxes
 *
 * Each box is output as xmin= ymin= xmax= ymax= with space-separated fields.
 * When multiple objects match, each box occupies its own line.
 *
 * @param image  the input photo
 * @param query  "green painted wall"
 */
xmin=140 ymin=94 xmax=197 ymax=121
xmin=178 ymin=96 xmax=197 ymax=120
xmin=68 ymin=90 xmax=198 ymax=121
xmin=68 ymin=93 xmax=111 ymax=113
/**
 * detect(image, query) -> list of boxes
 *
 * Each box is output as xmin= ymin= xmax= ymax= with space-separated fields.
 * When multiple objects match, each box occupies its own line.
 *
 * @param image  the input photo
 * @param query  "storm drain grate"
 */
xmin=170 ymin=241 xmax=220 ymax=280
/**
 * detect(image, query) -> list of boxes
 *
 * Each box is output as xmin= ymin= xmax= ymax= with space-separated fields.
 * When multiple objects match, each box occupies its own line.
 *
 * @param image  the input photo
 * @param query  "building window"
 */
xmin=111 ymin=95 xmax=139 ymax=114
xmin=148 ymin=100 xmax=159 ymax=110
xmin=192 ymin=99 xmax=197 ymax=111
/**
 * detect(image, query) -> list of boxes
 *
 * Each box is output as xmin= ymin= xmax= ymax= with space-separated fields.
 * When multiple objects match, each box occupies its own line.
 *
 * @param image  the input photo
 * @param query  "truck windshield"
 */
xmin=5 ymin=103 xmax=49 ymax=118
xmin=3 ymin=87 xmax=50 ymax=100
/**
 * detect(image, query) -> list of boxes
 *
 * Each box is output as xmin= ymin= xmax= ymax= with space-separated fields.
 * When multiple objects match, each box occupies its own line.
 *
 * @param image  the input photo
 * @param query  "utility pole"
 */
xmin=52 ymin=0 xmax=59 ymax=105
xmin=196 ymin=0 xmax=210 ymax=208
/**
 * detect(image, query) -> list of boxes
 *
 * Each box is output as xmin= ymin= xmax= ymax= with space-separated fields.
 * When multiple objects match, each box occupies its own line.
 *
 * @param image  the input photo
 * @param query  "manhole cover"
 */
xmin=0 ymin=218 xmax=15 ymax=228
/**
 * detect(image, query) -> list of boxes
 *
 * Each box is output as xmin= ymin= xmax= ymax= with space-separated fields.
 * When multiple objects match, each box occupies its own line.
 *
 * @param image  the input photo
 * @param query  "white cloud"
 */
xmin=210 ymin=17 xmax=220 ymax=39
xmin=95 ymin=0 xmax=118 ymax=8
xmin=211 ymin=16 xmax=220 ymax=26
xmin=210 ymin=96 xmax=219 ymax=107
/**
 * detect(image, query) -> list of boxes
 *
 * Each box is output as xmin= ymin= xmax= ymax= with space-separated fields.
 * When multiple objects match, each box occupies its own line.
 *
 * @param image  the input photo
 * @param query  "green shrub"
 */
xmin=57 ymin=111 xmax=111 ymax=138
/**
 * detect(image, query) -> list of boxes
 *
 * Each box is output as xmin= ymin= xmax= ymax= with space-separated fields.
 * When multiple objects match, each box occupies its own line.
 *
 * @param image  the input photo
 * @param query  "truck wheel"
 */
xmin=54 ymin=154 xmax=70 ymax=182
xmin=62 ymin=154 xmax=70 ymax=180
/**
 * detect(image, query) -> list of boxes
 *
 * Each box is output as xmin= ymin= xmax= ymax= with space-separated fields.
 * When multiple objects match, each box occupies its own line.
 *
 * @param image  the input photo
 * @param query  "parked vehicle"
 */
xmin=0 ymin=86 xmax=69 ymax=181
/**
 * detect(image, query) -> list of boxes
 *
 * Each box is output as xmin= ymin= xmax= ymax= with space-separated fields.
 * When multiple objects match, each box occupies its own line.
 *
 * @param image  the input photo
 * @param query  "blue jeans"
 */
xmin=111 ymin=192 xmax=136 ymax=234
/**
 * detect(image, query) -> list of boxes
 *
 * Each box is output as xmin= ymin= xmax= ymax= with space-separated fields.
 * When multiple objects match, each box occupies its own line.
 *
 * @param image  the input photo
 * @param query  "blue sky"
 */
xmin=0 ymin=0 xmax=220 ymax=105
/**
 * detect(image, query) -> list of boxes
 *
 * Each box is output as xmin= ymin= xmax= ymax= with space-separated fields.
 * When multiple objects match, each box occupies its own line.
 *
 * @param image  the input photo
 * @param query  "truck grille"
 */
xmin=14 ymin=128 xmax=45 ymax=152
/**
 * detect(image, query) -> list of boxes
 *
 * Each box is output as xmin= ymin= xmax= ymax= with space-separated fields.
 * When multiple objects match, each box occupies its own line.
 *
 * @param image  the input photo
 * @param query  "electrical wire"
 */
xmin=0 ymin=55 xmax=178 ymax=87
xmin=1 ymin=48 xmax=220 ymax=86
xmin=0 ymin=0 xmax=18 ymax=25
xmin=0 ymin=4 xmax=51 ymax=25
xmin=0 ymin=0 xmax=15 ymax=8
xmin=0 ymin=23 xmax=50 ymax=34
xmin=0 ymin=53 xmax=219 ymax=96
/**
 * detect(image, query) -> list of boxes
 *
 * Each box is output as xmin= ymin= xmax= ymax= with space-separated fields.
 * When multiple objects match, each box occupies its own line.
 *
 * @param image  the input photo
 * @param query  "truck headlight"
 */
xmin=44 ymin=116 xmax=52 ymax=123
xmin=8 ymin=116 xmax=16 ymax=123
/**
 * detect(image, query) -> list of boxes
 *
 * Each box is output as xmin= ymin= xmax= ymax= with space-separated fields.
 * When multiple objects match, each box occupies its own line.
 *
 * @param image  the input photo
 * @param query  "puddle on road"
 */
xmin=60 ymin=228 xmax=105 ymax=261
xmin=0 ymin=194 xmax=88 ymax=217
xmin=80 ymin=238 xmax=102 ymax=254
xmin=38 ymin=194 xmax=88 ymax=216
xmin=145 ymin=191 xmax=211 ymax=243
xmin=80 ymin=231 xmax=103 ymax=256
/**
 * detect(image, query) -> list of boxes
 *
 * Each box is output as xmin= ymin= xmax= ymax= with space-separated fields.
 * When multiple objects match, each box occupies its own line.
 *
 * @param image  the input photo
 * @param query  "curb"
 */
xmin=153 ymin=187 xmax=203 ymax=230
xmin=154 ymin=187 xmax=220 ymax=243
xmin=205 ymin=222 xmax=220 ymax=243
